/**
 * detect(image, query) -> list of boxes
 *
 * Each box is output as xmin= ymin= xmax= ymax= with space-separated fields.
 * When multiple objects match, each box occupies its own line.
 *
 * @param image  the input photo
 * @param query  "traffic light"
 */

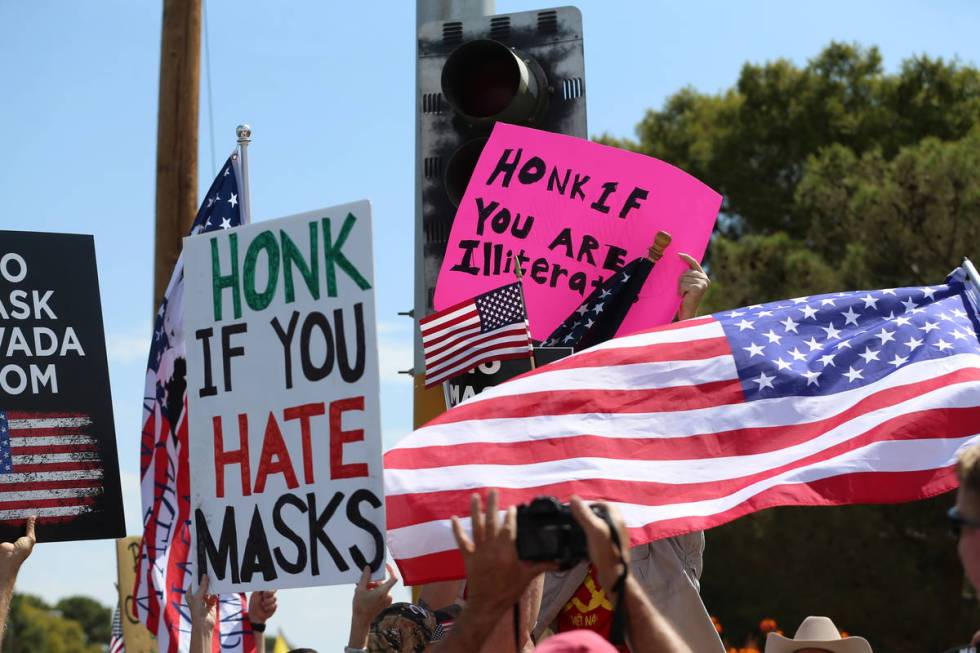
xmin=411 ymin=6 xmax=587 ymax=426
xmin=415 ymin=5 xmax=587 ymax=320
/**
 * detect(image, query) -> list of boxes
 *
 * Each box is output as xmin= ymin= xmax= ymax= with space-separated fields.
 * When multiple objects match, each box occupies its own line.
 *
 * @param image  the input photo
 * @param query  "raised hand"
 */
xmin=0 ymin=516 xmax=35 ymax=577
xmin=451 ymin=490 xmax=554 ymax=612
xmin=677 ymin=252 xmax=710 ymax=321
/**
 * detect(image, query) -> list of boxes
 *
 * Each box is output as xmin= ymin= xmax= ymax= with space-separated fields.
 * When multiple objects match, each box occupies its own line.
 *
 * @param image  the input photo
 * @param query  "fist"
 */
xmin=248 ymin=590 xmax=278 ymax=624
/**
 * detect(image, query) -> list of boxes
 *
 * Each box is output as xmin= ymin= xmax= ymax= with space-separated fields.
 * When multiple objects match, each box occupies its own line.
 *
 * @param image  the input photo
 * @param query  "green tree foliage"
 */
xmin=3 ymin=595 xmax=103 ymax=653
xmin=54 ymin=596 xmax=112 ymax=646
xmin=602 ymin=43 xmax=980 ymax=651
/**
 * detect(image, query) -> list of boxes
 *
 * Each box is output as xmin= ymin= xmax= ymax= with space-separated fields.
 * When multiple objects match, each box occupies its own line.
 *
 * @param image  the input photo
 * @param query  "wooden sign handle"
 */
xmin=647 ymin=231 xmax=672 ymax=262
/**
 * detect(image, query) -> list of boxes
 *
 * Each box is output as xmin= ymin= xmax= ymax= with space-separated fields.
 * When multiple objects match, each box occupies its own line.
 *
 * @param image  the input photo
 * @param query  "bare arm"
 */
xmin=478 ymin=575 xmax=543 ymax=653
xmin=0 ymin=516 xmax=35 ymax=649
xmin=615 ymin=575 xmax=692 ymax=653
xmin=188 ymin=576 xmax=217 ymax=653
xmin=570 ymin=497 xmax=692 ymax=653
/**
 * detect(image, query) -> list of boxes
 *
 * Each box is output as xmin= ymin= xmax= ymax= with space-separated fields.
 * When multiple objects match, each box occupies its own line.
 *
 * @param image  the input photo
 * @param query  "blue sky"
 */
xmin=2 ymin=0 xmax=979 ymax=649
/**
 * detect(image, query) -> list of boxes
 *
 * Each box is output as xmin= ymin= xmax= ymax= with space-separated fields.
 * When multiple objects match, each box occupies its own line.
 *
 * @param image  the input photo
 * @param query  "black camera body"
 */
xmin=515 ymin=496 xmax=607 ymax=569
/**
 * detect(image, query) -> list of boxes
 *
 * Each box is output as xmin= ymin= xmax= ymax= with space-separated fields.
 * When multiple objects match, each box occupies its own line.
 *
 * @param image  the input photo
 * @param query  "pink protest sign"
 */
xmin=434 ymin=123 xmax=722 ymax=340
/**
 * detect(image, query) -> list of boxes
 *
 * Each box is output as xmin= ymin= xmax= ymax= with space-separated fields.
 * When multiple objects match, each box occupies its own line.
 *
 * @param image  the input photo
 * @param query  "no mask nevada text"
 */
xmin=0 ymin=230 xmax=124 ymax=543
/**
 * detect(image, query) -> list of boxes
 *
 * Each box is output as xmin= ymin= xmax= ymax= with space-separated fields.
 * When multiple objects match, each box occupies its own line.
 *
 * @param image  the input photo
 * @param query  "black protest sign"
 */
xmin=443 ymin=347 xmax=573 ymax=408
xmin=0 ymin=230 xmax=124 ymax=543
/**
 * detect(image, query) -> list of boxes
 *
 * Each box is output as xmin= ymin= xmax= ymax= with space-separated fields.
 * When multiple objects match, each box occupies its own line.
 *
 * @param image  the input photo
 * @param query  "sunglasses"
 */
xmin=947 ymin=506 xmax=980 ymax=536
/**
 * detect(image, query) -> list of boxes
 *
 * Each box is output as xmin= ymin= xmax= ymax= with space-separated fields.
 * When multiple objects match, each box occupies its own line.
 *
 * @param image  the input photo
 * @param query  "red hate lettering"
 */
xmin=284 ymin=402 xmax=327 ymax=484
xmin=254 ymin=412 xmax=299 ymax=494
xmin=213 ymin=414 xmax=251 ymax=498
xmin=329 ymin=396 xmax=368 ymax=479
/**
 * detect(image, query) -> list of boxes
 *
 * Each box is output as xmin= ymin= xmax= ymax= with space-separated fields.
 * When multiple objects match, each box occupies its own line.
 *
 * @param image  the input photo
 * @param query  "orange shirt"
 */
xmin=556 ymin=566 xmax=629 ymax=653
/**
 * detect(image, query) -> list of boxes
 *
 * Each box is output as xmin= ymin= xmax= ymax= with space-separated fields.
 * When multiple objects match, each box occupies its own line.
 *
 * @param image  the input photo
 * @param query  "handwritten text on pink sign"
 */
xmin=434 ymin=124 xmax=722 ymax=340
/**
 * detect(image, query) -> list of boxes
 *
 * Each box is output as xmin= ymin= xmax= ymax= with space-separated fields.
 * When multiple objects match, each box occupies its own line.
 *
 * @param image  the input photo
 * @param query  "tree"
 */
xmin=55 ymin=596 xmax=112 ymax=646
xmin=602 ymin=43 xmax=980 ymax=651
xmin=4 ymin=595 xmax=102 ymax=653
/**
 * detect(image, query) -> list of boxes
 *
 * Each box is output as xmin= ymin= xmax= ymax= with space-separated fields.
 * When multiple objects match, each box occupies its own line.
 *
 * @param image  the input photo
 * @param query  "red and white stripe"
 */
xmin=109 ymin=604 xmax=125 ymax=653
xmin=421 ymin=294 xmax=532 ymax=387
xmin=2 ymin=412 xmax=103 ymax=523
xmin=134 ymin=157 xmax=254 ymax=653
xmin=385 ymin=316 xmax=980 ymax=584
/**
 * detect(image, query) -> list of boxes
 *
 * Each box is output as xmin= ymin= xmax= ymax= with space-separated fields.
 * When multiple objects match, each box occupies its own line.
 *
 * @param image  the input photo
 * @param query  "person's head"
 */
xmin=533 ymin=629 xmax=618 ymax=652
xmin=954 ymin=444 xmax=980 ymax=591
xmin=287 ymin=649 xmax=318 ymax=653
xmin=764 ymin=616 xmax=871 ymax=653
xmin=368 ymin=602 xmax=436 ymax=653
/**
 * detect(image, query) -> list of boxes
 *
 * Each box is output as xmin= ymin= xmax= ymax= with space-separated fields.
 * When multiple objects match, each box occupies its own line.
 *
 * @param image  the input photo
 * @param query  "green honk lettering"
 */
xmin=210 ymin=213 xmax=371 ymax=321
xmin=322 ymin=212 xmax=371 ymax=297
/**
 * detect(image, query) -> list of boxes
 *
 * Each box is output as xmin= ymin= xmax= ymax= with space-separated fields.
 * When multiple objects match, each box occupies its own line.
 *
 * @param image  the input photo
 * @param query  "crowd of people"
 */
xmin=3 ymin=442 xmax=980 ymax=652
xmin=1 ymin=266 xmax=977 ymax=653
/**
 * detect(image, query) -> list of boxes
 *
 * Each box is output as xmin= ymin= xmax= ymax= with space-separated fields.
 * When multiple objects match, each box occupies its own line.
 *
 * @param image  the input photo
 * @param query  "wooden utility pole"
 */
xmin=153 ymin=0 xmax=201 ymax=309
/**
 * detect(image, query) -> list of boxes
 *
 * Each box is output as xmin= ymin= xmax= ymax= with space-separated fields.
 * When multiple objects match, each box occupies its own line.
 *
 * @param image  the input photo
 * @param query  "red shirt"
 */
xmin=556 ymin=565 xmax=629 ymax=652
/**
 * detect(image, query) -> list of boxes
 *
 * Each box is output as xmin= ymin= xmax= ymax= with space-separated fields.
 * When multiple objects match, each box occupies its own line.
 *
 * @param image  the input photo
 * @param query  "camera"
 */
xmin=515 ymin=496 xmax=607 ymax=569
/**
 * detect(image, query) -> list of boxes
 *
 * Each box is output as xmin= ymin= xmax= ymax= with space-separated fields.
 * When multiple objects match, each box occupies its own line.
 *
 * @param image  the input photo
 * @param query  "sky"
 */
xmin=1 ymin=0 xmax=980 ymax=649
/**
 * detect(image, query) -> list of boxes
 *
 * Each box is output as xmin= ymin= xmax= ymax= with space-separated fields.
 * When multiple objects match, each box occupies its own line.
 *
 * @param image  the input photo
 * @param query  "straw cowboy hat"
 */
xmin=765 ymin=616 xmax=872 ymax=653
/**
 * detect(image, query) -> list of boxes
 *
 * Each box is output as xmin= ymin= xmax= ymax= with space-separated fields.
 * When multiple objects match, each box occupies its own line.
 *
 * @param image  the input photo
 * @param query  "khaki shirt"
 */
xmin=533 ymin=532 xmax=724 ymax=652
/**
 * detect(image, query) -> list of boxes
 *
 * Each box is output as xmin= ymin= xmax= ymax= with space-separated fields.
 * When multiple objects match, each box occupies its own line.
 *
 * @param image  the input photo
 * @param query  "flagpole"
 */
xmin=647 ymin=231 xmax=672 ymax=263
xmin=512 ymin=255 xmax=536 ymax=370
xmin=236 ymin=124 xmax=252 ymax=225
xmin=965 ymin=257 xmax=980 ymax=289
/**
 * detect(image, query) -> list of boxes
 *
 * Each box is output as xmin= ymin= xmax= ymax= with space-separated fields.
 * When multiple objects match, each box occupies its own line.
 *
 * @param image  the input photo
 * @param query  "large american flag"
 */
xmin=385 ymin=267 xmax=980 ymax=584
xmin=422 ymin=282 xmax=532 ymax=387
xmin=135 ymin=153 xmax=255 ymax=653
xmin=0 ymin=410 xmax=103 ymax=523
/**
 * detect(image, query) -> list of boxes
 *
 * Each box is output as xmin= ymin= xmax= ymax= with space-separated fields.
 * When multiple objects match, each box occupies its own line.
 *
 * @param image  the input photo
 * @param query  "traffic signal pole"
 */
xmin=413 ymin=0 xmax=494 ymax=429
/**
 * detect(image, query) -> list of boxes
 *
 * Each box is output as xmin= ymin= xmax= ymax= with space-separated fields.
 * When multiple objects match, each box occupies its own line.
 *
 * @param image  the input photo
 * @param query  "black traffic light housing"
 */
xmin=416 ymin=6 xmax=587 ymax=317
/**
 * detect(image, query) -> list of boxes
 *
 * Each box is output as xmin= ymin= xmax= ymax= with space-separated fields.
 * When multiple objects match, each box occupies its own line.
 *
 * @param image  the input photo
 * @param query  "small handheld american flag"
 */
xmin=421 ymin=282 xmax=533 ymax=387
xmin=109 ymin=604 xmax=125 ymax=653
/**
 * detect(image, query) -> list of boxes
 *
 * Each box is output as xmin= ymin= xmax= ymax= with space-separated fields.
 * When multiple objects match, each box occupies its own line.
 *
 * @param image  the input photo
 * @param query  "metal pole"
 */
xmin=965 ymin=257 xmax=980 ymax=289
xmin=236 ymin=124 xmax=252 ymax=226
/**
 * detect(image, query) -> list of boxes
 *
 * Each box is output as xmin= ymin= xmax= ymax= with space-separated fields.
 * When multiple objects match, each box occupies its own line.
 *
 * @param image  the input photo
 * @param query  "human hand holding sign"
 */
xmin=248 ymin=590 xmax=278 ymax=624
xmin=0 ymin=515 xmax=35 ymax=577
xmin=0 ymin=517 xmax=36 ymax=649
xmin=677 ymin=252 xmax=710 ymax=321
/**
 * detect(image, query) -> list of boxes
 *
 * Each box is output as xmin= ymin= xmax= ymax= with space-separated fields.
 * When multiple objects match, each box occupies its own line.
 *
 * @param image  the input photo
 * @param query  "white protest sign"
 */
xmin=183 ymin=200 xmax=384 ymax=593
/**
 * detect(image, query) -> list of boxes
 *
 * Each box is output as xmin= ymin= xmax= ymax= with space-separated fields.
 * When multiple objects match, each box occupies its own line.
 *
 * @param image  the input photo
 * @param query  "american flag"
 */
xmin=421 ymin=282 xmax=533 ymax=387
xmin=385 ymin=267 xmax=980 ymax=584
xmin=0 ymin=410 xmax=102 ymax=523
xmin=109 ymin=604 xmax=125 ymax=653
xmin=135 ymin=153 xmax=255 ymax=653
xmin=543 ymin=256 xmax=655 ymax=352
